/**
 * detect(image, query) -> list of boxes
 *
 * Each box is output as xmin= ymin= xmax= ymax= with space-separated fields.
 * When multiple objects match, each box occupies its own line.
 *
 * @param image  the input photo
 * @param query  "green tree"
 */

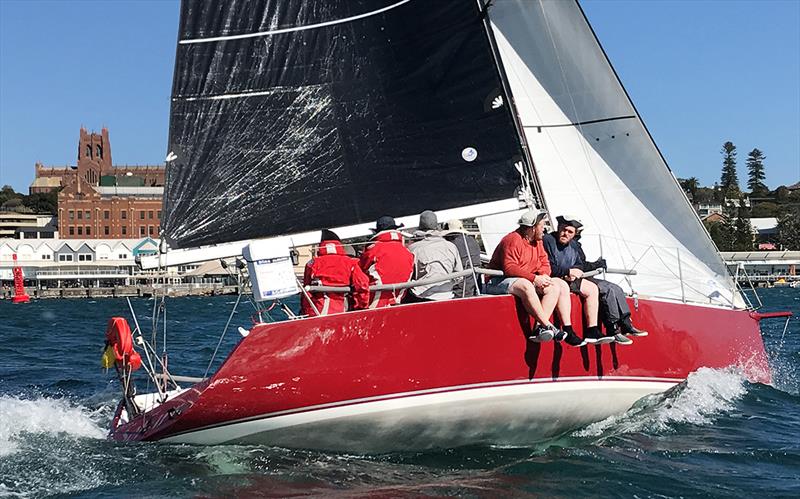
xmin=706 ymin=220 xmax=734 ymax=251
xmin=679 ymin=177 xmax=699 ymax=200
xmin=706 ymin=201 xmax=737 ymax=251
xmin=751 ymin=201 xmax=779 ymax=218
xmin=0 ymin=185 xmax=20 ymax=207
xmin=720 ymin=141 xmax=740 ymax=195
xmin=733 ymin=198 xmax=754 ymax=250
xmin=746 ymin=148 xmax=768 ymax=194
xmin=776 ymin=208 xmax=800 ymax=250
xmin=22 ymin=191 xmax=58 ymax=214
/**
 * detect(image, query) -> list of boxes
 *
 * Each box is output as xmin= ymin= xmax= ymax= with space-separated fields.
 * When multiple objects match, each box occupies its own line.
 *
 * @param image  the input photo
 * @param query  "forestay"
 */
xmin=488 ymin=0 xmax=743 ymax=307
xmin=163 ymin=0 xmax=527 ymax=250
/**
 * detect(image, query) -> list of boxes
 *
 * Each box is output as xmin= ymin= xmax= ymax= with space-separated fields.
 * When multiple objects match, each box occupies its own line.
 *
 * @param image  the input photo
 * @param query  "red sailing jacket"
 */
xmin=301 ymin=240 xmax=370 ymax=316
xmin=359 ymin=230 xmax=415 ymax=308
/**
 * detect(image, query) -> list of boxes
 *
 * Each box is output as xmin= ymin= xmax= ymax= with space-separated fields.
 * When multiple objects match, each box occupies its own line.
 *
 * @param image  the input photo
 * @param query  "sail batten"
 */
xmin=163 ymin=0 xmax=528 ymax=249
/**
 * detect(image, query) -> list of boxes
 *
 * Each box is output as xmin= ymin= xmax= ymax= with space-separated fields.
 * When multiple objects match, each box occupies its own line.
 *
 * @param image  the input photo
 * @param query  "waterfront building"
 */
xmin=0 ymin=237 xmax=235 ymax=297
xmin=0 ymin=212 xmax=58 ymax=239
xmin=29 ymin=127 xmax=166 ymax=239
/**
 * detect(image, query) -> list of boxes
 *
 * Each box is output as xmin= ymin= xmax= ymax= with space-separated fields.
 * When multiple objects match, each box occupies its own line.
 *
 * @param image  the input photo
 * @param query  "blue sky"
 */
xmin=0 ymin=0 xmax=798 ymax=193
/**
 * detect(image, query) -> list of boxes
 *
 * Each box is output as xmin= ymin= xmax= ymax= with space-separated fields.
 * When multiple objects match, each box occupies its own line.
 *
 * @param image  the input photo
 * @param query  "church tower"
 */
xmin=76 ymin=127 xmax=112 ymax=185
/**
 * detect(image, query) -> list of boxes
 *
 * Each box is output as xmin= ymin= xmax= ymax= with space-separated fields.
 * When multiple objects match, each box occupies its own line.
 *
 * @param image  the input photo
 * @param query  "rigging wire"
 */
xmin=204 ymin=293 xmax=243 ymax=379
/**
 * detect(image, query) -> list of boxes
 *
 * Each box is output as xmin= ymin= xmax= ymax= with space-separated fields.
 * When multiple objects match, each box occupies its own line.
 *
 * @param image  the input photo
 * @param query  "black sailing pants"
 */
xmin=590 ymin=278 xmax=631 ymax=330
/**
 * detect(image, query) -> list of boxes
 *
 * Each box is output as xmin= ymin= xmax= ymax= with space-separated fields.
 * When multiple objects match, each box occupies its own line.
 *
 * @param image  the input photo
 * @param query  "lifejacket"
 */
xmin=359 ymin=230 xmax=414 ymax=308
xmin=301 ymin=240 xmax=370 ymax=316
xmin=101 ymin=317 xmax=142 ymax=371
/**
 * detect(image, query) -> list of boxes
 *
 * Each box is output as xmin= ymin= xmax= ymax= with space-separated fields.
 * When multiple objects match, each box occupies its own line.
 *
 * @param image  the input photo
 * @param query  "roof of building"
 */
xmin=95 ymin=186 xmax=164 ymax=196
xmin=0 ymin=238 xmax=151 ymax=253
xmin=29 ymin=177 xmax=62 ymax=188
xmin=749 ymin=217 xmax=779 ymax=231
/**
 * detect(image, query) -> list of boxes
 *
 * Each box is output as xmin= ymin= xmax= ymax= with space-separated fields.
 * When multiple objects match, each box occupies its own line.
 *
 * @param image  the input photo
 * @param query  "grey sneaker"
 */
xmin=530 ymin=324 xmax=555 ymax=343
xmin=594 ymin=335 xmax=616 ymax=345
xmin=614 ymin=333 xmax=633 ymax=345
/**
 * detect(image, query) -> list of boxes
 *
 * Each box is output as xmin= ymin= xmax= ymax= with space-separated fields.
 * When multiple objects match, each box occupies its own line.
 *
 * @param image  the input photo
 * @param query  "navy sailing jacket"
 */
xmin=542 ymin=232 xmax=606 ymax=278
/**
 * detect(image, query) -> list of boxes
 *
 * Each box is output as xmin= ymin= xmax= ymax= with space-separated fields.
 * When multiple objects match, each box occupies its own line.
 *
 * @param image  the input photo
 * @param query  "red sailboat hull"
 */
xmin=109 ymin=295 xmax=770 ymax=451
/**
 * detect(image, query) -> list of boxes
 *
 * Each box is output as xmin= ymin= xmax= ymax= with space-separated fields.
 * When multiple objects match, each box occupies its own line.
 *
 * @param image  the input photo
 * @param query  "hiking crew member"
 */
xmin=301 ymin=229 xmax=370 ymax=316
xmin=359 ymin=216 xmax=415 ymax=308
xmin=407 ymin=210 xmax=463 ymax=301
xmin=443 ymin=218 xmax=481 ymax=297
xmin=485 ymin=209 xmax=582 ymax=345
xmin=542 ymin=215 xmax=648 ymax=345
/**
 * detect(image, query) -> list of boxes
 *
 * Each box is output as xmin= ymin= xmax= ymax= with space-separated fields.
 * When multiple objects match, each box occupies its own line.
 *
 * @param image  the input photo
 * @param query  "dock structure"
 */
xmin=721 ymin=251 xmax=800 ymax=285
xmin=0 ymin=237 xmax=239 ymax=299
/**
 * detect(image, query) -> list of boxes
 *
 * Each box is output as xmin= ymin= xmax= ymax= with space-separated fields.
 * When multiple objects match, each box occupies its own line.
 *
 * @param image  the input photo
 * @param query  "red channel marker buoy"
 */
xmin=11 ymin=254 xmax=30 ymax=304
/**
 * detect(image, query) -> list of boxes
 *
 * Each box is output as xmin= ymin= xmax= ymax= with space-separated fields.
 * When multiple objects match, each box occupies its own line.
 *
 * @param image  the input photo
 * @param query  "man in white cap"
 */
xmin=543 ymin=215 xmax=648 ymax=345
xmin=485 ymin=209 xmax=578 ymax=345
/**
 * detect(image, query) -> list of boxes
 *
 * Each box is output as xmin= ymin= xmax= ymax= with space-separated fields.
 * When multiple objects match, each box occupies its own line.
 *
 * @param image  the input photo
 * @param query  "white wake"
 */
xmin=0 ymin=395 xmax=106 ymax=457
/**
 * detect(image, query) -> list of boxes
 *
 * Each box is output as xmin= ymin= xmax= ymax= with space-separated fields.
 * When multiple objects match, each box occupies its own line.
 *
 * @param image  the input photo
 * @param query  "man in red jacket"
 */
xmin=301 ymin=229 xmax=370 ymax=316
xmin=486 ymin=209 xmax=580 ymax=345
xmin=359 ymin=216 xmax=415 ymax=308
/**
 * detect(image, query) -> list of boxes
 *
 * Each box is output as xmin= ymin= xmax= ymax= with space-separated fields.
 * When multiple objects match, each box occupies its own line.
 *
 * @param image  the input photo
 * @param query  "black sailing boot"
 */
xmin=582 ymin=325 xmax=601 ymax=345
xmin=620 ymin=316 xmax=649 ymax=337
xmin=561 ymin=325 xmax=585 ymax=347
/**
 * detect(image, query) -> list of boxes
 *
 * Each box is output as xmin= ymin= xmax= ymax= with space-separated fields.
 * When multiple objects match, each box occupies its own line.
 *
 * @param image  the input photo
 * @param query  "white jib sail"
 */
xmin=489 ymin=0 xmax=744 ymax=308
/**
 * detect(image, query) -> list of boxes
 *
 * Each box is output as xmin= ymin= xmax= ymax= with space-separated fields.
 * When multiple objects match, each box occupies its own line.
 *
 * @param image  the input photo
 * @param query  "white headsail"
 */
xmin=488 ymin=0 xmax=743 ymax=307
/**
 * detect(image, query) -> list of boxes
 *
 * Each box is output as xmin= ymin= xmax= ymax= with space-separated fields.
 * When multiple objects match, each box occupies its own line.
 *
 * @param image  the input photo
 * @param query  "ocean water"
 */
xmin=0 ymin=289 xmax=798 ymax=498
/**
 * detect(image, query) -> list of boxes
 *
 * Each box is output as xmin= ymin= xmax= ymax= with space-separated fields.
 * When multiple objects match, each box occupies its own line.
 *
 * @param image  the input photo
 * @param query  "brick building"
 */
xmin=31 ymin=127 xmax=166 ymax=239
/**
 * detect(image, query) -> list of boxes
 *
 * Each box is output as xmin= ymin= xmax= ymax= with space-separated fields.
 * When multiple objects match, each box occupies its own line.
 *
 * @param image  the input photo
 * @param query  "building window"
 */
xmin=103 ymin=210 xmax=110 ymax=220
xmin=78 ymin=254 xmax=93 ymax=262
xmin=121 ymin=211 xmax=127 ymax=220
xmin=104 ymin=226 xmax=110 ymax=236
xmin=140 ymin=226 xmax=146 ymax=236
xmin=139 ymin=211 xmax=145 ymax=220
xmin=68 ymin=210 xmax=74 ymax=220
xmin=58 ymin=254 xmax=73 ymax=262
xmin=96 ymin=145 xmax=102 ymax=158
xmin=41 ymin=254 xmax=51 ymax=260
xmin=157 ymin=210 xmax=161 ymax=219
xmin=86 ymin=226 xmax=91 ymax=236
xmin=148 ymin=210 xmax=154 ymax=219
xmin=69 ymin=227 xmax=74 ymax=236
xmin=121 ymin=226 xmax=127 ymax=235
xmin=149 ymin=225 xmax=154 ymax=236
xmin=118 ymin=253 xmax=127 ymax=259
xmin=85 ymin=210 xmax=90 ymax=220
xmin=77 ymin=211 xmax=83 ymax=220
xmin=77 ymin=226 xmax=83 ymax=235
xmin=86 ymin=145 xmax=91 ymax=157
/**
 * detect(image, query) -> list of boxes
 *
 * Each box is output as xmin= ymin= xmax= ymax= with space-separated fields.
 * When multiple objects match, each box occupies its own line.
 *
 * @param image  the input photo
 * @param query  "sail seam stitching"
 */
xmin=179 ymin=0 xmax=413 ymax=44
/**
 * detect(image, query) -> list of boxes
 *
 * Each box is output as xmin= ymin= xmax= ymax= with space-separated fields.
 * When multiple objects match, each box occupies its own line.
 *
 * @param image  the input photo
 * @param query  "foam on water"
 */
xmin=0 ymin=395 xmax=106 ymax=457
xmin=575 ymin=367 xmax=748 ymax=439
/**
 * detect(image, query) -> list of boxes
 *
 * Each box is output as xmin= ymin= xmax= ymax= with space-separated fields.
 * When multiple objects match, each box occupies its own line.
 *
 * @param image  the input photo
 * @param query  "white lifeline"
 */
xmin=161 ymin=378 xmax=678 ymax=452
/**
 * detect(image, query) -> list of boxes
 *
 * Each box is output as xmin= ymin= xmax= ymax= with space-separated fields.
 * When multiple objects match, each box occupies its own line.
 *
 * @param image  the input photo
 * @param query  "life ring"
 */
xmin=104 ymin=317 xmax=142 ymax=371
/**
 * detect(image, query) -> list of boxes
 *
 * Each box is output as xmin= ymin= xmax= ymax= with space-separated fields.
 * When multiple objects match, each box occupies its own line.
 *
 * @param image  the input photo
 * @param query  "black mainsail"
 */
xmin=163 ymin=0 xmax=527 ymax=250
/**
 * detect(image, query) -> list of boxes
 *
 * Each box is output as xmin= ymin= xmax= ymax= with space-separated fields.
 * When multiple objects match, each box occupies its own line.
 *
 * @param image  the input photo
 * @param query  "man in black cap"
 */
xmin=407 ymin=210 xmax=462 ymax=301
xmin=542 ymin=215 xmax=648 ymax=345
xmin=359 ymin=215 xmax=414 ymax=308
